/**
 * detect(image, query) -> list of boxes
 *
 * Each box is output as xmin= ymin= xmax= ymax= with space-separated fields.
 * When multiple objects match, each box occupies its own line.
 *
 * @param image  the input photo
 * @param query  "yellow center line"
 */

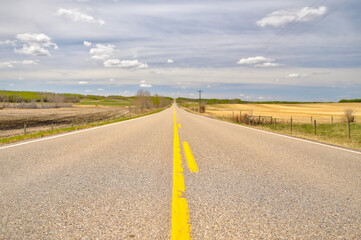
xmin=171 ymin=110 xmax=192 ymax=240
xmin=182 ymin=142 xmax=199 ymax=173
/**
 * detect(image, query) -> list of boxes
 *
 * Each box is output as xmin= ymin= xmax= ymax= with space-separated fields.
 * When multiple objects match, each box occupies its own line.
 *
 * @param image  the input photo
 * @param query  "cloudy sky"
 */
xmin=0 ymin=0 xmax=360 ymax=101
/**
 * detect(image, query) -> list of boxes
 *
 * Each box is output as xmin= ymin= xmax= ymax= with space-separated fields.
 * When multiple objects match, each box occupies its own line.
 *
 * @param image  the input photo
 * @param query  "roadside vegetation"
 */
xmin=177 ymin=98 xmax=361 ymax=150
xmin=0 ymin=90 xmax=172 ymax=109
xmin=0 ymin=106 xmax=170 ymax=145
xmin=338 ymin=99 xmax=361 ymax=103
xmin=0 ymin=90 xmax=172 ymax=143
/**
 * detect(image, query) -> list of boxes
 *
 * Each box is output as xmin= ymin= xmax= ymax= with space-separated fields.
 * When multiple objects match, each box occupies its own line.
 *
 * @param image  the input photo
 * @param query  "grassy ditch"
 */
xmin=0 ymin=106 xmax=169 ymax=145
xmin=182 ymin=106 xmax=361 ymax=151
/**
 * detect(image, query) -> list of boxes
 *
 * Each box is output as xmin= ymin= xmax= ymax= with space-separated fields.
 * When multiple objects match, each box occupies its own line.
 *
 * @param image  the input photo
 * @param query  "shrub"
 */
xmin=344 ymin=109 xmax=355 ymax=122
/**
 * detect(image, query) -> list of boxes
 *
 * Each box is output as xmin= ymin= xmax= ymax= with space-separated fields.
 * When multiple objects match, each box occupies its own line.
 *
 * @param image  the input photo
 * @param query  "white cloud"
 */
xmin=286 ymin=73 xmax=309 ymax=78
xmin=237 ymin=56 xmax=281 ymax=68
xmin=0 ymin=60 xmax=37 ymax=68
xmin=14 ymin=33 xmax=58 ymax=56
xmin=78 ymin=81 xmax=88 ymax=84
xmin=56 ymin=8 xmax=105 ymax=25
xmin=140 ymin=80 xmax=146 ymax=83
xmin=97 ymin=88 xmax=104 ymax=91
xmin=139 ymin=83 xmax=152 ymax=88
xmin=84 ymin=41 xmax=92 ymax=47
xmin=103 ymin=59 xmax=148 ymax=69
xmin=257 ymin=97 xmax=264 ymax=100
xmin=89 ymin=44 xmax=115 ymax=60
xmin=167 ymin=59 xmax=174 ymax=63
xmin=21 ymin=60 xmax=37 ymax=65
xmin=0 ymin=62 xmax=14 ymax=68
xmin=257 ymin=6 xmax=327 ymax=27
xmin=254 ymin=62 xmax=282 ymax=68
xmin=109 ymin=78 xmax=115 ymax=82
xmin=237 ymin=56 xmax=273 ymax=65
xmin=84 ymin=90 xmax=93 ymax=93
xmin=0 ymin=40 xmax=16 ymax=46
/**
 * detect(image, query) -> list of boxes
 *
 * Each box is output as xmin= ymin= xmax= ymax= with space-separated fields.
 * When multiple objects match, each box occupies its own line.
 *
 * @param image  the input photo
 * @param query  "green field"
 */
xmin=76 ymin=97 xmax=134 ymax=107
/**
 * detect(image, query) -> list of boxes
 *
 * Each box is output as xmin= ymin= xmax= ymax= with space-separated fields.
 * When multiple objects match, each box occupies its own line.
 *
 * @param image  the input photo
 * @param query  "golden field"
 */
xmin=205 ymin=103 xmax=361 ymax=123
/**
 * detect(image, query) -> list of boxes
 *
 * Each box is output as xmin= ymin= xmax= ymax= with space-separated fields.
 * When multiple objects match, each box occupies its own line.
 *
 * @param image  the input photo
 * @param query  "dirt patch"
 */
xmin=0 ymin=106 xmax=128 ymax=138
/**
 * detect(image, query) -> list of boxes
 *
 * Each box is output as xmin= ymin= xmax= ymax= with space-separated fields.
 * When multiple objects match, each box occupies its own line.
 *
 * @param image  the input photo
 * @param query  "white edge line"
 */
xmin=0 ymin=111 xmax=162 ymax=150
xmin=178 ymin=106 xmax=361 ymax=155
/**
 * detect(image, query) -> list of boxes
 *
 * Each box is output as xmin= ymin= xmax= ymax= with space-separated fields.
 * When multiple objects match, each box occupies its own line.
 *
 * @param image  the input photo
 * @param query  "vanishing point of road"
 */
xmin=1 ymin=104 xmax=360 ymax=239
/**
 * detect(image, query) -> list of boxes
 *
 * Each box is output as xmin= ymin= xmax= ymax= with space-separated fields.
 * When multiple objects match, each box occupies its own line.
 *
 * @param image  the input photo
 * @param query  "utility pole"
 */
xmin=197 ymin=90 xmax=203 ymax=113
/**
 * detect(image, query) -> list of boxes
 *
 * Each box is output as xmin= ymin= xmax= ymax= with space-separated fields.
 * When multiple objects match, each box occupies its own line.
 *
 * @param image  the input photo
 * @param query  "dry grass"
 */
xmin=181 ymin=102 xmax=361 ymax=150
xmin=205 ymin=103 xmax=361 ymax=123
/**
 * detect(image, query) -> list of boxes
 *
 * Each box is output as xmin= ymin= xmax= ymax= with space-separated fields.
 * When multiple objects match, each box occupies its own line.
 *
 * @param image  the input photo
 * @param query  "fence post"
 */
xmin=290 ymin=117 xmax=293 ymax=132
xmin=24 ymin=123 xmax=27 ymax=135
xmin=51 ymin=123 xmax=54 ymax=130
xmin=274 ymin=118 xmax=276 ymax=130
xmin=347 ymin=120 xmax=351 ymax=139
xmin=314 ymin=120 xmax=317 ymax=135
xmin=270 ymin=116 xmax=273 ymax=124
xmin=331 ymin=115 xmax=333 ymax=123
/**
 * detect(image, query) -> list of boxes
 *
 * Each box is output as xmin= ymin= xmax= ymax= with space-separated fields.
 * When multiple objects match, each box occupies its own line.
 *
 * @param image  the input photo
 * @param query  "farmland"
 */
xmin=179 ymin=101 xmax=361 ymax=150
xmin=0 ymin=106 xmax=129 ymax=138
xmin=0 ymin=90 xmax=172 ymax=139
xmin=204 ymin=103 xmax=361 ymax=123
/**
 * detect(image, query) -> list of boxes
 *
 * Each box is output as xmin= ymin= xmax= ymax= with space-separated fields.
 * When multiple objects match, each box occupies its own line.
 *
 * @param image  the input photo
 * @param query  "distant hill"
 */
xmin=0 ymin=90 xmax=172 ymax=108
xmin=0 ymin=90 xmax=83 ymax=103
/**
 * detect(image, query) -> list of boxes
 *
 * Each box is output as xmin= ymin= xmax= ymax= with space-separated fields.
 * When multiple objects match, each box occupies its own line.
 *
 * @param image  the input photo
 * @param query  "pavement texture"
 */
xmin=1 ymin=104 xmax=360 ymax=239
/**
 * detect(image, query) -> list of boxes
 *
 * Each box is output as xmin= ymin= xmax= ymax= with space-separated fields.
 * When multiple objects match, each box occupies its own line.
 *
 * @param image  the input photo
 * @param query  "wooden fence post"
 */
xmin=24 ymin=123 xmax=27 ymax=135
xmin=270 ymin=116 xmax=273 ymax=124
xmin=314 ymin=120 xmax=317 ymax=135
xmin=290 ymin=117 xmax=293 ymax=132
xmin=51 ymin=123 xmax=54 ymax=130
xmin=274 ymin=118 xmax=276 ymax=130
xmin=347 ymin=120 xmax=351 ymax=139
xmin=331 ymin=115 xmax=333 ymax=123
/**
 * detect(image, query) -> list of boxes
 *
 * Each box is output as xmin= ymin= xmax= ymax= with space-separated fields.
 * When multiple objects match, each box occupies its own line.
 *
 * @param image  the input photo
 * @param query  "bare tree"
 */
xmin=135 ymin=89 xmax=152 ymax=111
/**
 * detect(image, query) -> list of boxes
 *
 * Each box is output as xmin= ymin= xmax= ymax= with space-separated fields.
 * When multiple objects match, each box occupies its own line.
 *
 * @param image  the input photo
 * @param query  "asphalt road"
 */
xmin=1 ymin=104 xmax=360 ymax=239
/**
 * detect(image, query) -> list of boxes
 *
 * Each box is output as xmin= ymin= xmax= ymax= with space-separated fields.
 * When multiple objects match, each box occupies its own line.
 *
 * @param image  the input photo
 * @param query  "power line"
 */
xmin=276 ymin=0 xmax=351 ymax=49
xmin=259 ymin=0 xmax=327 ymax=52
